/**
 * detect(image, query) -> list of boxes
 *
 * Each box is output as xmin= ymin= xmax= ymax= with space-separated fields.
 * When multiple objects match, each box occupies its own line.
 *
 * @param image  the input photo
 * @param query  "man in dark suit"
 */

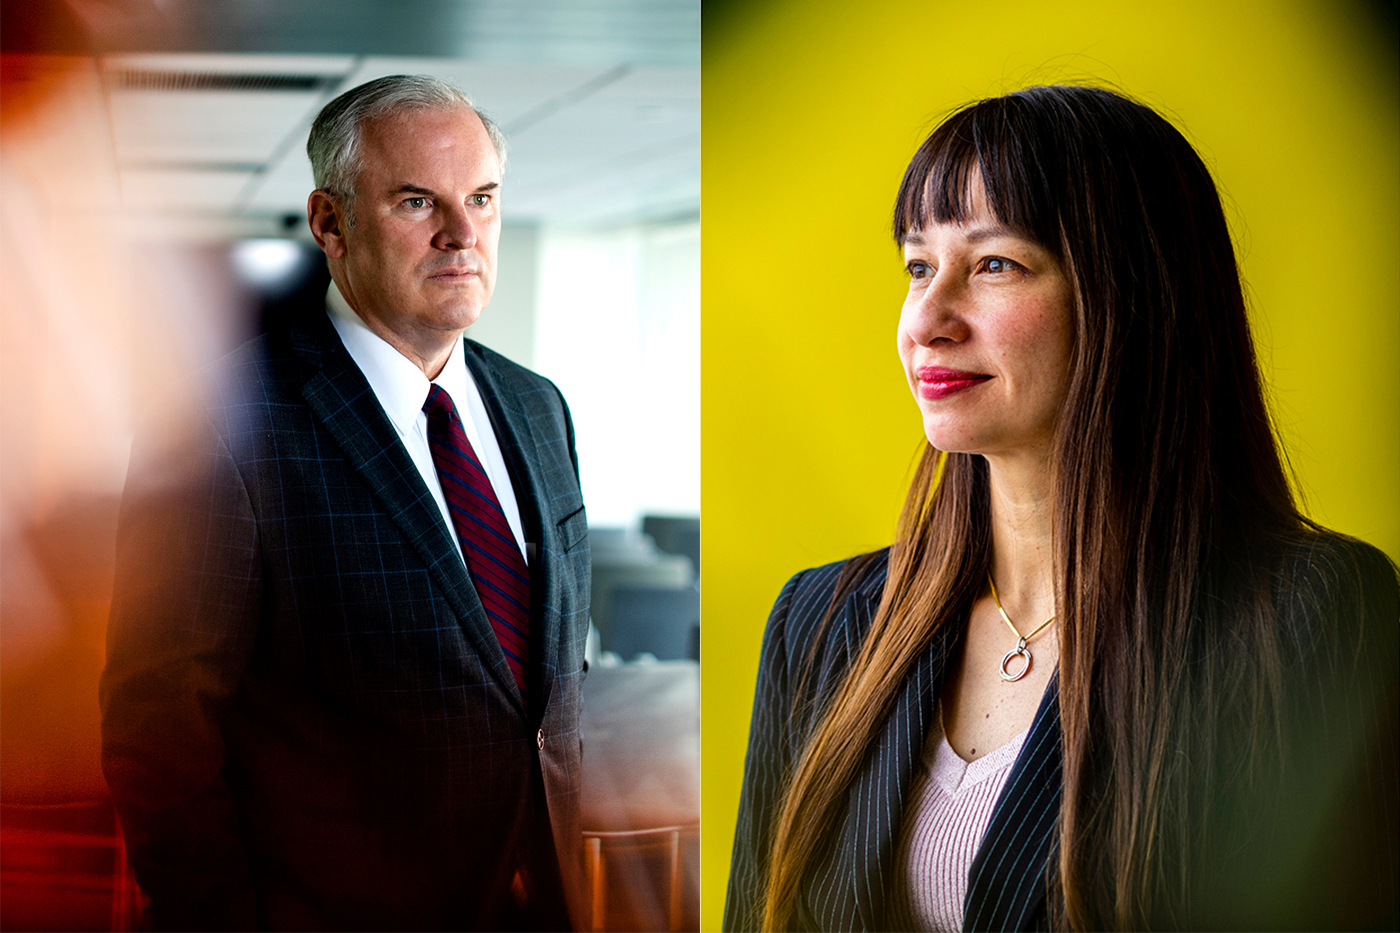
xmin=100 ymin=75 xmax=590 ymax=931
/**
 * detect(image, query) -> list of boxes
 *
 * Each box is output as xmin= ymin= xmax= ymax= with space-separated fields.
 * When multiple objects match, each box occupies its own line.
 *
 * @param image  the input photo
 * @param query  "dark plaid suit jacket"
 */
xmin=100 ymin=310 xmax=591 ymax=931
xmin=725 ymin=538 xmax=1399 ymax=932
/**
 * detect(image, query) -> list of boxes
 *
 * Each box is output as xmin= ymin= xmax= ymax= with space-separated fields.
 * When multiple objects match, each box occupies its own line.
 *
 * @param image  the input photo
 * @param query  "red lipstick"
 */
xmin=916 ymin=366 xmax=991 ymax=400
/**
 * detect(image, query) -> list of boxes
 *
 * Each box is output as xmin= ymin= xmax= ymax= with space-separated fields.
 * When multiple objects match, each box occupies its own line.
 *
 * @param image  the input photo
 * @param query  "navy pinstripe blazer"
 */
xmin=725 ymin=539 xmax=1399 ymax=932
xmin=101 ymin=310 xmax=590 ymax=931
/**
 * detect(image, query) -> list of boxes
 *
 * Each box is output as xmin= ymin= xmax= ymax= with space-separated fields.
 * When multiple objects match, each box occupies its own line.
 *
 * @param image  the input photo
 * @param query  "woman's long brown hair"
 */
xmin=761 ymin=86 xmax=1304 ymax=931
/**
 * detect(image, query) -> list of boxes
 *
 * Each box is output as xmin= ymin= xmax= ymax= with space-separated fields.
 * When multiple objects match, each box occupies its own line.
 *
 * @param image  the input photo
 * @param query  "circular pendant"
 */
xmin=1000 ymin=641 xmax=1032 ymax=682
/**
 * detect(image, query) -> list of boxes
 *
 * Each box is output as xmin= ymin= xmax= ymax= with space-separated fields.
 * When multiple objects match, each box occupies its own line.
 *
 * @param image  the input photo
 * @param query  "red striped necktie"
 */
xmin=422 ymin=384 xmax=530 ymax=695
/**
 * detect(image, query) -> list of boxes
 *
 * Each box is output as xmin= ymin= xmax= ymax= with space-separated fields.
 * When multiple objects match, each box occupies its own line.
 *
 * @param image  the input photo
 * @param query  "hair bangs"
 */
xmin=893 ymin=94 xmax=1062 ymax=253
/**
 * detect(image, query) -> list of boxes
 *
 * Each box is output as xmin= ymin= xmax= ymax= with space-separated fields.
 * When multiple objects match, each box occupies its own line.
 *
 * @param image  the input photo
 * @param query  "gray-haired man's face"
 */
xmin=327 ymin=105 xmax=502 ymax=346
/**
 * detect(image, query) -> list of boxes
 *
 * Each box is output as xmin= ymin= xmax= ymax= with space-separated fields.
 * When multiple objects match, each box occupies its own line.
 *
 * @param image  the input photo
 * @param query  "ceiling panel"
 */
xmin=100 ymin=52 xmax=353 ymax=210
xmin=62 ymin=0 xmax=700 ymax=67
xmin=120 ymin=168 xmax=254 ymax=211
xmin=243 ymin=157 xmax=318 ymax=217
xmin=508 ymin=144 xmax=699 ymax=226
xmin=96 ymin=51 xmax=697 ymax=229
xmin=340 ymin=57 xmax=621 ymax=125
xmin=100 ymin=53 xmax=359 ymax=76
xmin=500 ymin=65 xmax=698 ymax=224
xmin=106 ymin=89 xmax=326 ymax=165
xmin=244 ymin=57 xmax=629 ymax=217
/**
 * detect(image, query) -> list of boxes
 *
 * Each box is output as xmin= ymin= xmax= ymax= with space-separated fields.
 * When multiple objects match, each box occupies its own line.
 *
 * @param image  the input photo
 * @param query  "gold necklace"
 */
xmin=987 ymin=571 xmax=1056 ymax=683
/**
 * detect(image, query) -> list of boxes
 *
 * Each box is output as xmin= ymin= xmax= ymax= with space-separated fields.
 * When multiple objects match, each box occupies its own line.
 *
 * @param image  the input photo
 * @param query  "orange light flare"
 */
xmin=1 ymin=46 xmax=241 ymax=931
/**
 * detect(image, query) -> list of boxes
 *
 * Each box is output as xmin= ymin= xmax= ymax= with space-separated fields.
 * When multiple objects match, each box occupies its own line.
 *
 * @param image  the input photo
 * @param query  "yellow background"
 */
xmin=699 ymin=0 xmax=1399 ymax=927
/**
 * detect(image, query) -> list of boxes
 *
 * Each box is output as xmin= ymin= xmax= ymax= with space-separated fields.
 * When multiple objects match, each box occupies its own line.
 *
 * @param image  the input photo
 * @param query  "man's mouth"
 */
xmin=427 ymin=267 xmax=479 ymax=281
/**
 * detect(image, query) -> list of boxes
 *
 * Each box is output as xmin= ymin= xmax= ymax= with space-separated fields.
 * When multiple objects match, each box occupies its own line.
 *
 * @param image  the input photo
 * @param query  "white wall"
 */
xmin=465 ymin=221 xmax=539 ymax=368
xmin=535 ymin=221 xmax=700 ymax=527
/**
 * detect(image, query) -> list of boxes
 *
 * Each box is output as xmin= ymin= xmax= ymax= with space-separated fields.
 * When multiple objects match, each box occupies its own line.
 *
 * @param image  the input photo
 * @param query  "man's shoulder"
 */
xmin=462 ymin=338 xmax=559 ymax=389
xmin=205 ymin=316 xmax=310 ymax=395
xmin=462 ymin=338 xmax=570 ymax=417
xmin=181 ymin=318 xmax=335 ymax=454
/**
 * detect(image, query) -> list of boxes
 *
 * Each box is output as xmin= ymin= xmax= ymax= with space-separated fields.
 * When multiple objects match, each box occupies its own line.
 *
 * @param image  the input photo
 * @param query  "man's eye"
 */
xmin=404 ymin=197 xmax=428 ymax=209
xmin=471 ymin=194 xmax=491 ymax=207
xmin=905 ymin=260 xmax=931 ymax=279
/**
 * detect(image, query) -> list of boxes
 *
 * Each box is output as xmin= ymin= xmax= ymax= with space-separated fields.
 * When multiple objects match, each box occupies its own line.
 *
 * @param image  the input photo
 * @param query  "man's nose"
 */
xmin=432 ymin=203 xmax=477 ymax=251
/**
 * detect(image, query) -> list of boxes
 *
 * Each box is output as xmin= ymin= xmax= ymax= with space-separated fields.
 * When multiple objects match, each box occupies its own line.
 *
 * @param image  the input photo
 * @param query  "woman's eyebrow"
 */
xmin=963 ymin=224 xmax=1019 ymax=244
xmin=904 ymin=224 xmax=1023 ymax=248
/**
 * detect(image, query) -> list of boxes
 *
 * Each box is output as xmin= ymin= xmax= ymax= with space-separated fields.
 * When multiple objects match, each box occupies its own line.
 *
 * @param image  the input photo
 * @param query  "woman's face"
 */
xmin=897 ymin=180 xmax=1074 ymax=464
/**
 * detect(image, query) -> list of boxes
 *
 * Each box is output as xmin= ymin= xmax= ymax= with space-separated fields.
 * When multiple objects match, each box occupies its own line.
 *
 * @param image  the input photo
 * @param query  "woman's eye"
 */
xmin=404 ymin=197 xmax=428 ymax=210
xmin=906 ymin=260 xmax=931 ymax=279
xmin=982 ymin=256 xmax=1017 ymax=274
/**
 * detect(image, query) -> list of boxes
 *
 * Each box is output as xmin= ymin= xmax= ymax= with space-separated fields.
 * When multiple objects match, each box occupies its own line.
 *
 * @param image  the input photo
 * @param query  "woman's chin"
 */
xmin=920 ymin=419 xmax=982 ymax=455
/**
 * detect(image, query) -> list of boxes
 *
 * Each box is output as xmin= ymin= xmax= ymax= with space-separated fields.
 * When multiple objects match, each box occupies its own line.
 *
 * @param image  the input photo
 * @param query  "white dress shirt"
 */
xmin=326 ymin=281 xmax=529 ymax=567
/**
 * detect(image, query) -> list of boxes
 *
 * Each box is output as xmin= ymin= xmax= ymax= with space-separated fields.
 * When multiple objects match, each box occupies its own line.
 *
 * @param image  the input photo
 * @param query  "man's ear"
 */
xmin=308 ymin=190 xmax=348 ymax=259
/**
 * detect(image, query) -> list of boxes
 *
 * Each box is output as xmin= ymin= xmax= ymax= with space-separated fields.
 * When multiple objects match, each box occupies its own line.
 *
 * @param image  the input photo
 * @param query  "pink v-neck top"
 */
xmin=887 ymin=713 xmax=1029 ymax=933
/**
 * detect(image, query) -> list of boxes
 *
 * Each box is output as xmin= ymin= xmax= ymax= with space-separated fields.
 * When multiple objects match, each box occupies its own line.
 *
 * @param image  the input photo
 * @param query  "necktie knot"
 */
xmin=423 ymin=383 xmax=457 ymax=421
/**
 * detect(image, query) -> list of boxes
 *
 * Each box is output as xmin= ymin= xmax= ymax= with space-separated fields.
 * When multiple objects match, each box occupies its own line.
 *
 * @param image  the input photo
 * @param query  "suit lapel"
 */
xmin=824 ymin=576 xmax=1063 ymax=933
xmin=845 ymin=595 xmax=962 ymax=932
xmin=461 ymin=341 xmax=561 ymax=714
xmin=964 ymin=674 xmax=1062 ymax=932
xmin=290 ymin=315 xmax=524 ymax=712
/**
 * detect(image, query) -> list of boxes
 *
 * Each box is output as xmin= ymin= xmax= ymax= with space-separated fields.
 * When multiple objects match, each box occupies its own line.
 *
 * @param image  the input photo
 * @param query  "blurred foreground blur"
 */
xmin=1 ymin=52 xmax=257 ymax=930
xmin=2 ymin=2 xmax=700 ymax=926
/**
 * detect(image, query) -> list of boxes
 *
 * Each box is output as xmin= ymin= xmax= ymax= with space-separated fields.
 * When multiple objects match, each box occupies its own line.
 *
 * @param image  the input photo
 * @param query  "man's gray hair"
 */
xmin=307 ymin=74 xmax=507 ymax=204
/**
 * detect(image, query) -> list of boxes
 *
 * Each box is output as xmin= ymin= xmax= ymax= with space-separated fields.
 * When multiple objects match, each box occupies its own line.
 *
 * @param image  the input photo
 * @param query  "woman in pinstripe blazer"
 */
xmin=725 ymin=86 xmax=1399 ymax=932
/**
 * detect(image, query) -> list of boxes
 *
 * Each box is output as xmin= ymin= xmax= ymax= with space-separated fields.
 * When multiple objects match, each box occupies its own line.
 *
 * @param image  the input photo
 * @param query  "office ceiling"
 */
xmin=63 ymin=0 xmax=699 ymax=66
xmin=12 ymin=1 xmax=699 ymax=232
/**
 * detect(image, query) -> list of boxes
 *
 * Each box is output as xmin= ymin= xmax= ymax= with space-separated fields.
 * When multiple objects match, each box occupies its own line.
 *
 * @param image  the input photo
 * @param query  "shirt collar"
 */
xmin=326 ymin=280 xmax=472 ymax=434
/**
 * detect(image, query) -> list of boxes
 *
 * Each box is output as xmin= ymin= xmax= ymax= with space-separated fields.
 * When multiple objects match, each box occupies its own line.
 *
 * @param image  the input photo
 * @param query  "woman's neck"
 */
xmin=984 ymin=452 xmax=1057 ymax=622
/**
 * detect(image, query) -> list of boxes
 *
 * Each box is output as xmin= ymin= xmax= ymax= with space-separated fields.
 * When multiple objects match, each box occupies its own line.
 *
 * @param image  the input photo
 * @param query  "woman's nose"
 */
xmin=905 ymin=273 xmax=972 ymax=345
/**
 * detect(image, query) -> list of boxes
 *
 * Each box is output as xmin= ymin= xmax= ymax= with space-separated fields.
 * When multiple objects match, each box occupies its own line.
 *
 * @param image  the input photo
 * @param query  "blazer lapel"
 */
xmin=290 ymin=315 xmax=524 ymax=712
xmin=461 ymin=341 xmax=566 ymax=714
xmin=964 ymin=674 xmax=1062 ymax=932
xmin=845 ymin=600 xmax=962 ymax=932
xmin=821 ymin=574 xmax=1062 ymax=933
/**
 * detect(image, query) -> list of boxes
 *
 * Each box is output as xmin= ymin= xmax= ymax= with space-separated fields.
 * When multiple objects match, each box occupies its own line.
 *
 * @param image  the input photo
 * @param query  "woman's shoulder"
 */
xmin=776 ymin=549 xmax=890 ymax=620
xmin=1282 ymin=531 xmax=1397 ymax=596
xmin=1278 ymin=532 xmax=1397 ymax=618
xmin=758 ymin=549 xmax=891 ymax=698
xmin=1273 ymin=530 xmax=1398 ymax=668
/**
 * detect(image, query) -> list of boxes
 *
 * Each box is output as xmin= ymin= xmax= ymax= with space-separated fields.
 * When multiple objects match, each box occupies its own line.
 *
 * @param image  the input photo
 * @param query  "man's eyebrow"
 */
xmin=389 ymin=181 xmax=500 ymax=196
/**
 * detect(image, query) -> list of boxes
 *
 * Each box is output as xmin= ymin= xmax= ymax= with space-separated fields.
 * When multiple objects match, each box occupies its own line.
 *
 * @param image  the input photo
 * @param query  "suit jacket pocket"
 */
xmin=555 ymin=504 xmax=588 ymax=554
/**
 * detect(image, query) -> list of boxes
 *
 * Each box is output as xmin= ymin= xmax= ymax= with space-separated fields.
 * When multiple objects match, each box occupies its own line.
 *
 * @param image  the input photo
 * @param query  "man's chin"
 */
xmin=420 ymin=288 xmax=488 ymax=327
xmin=428 ymin=305 xmax=484 ymax=332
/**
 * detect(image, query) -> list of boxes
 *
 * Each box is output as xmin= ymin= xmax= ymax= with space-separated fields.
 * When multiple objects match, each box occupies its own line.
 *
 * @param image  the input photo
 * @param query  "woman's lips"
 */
xmin=916 ymin=366 xmax=991 ymax=400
